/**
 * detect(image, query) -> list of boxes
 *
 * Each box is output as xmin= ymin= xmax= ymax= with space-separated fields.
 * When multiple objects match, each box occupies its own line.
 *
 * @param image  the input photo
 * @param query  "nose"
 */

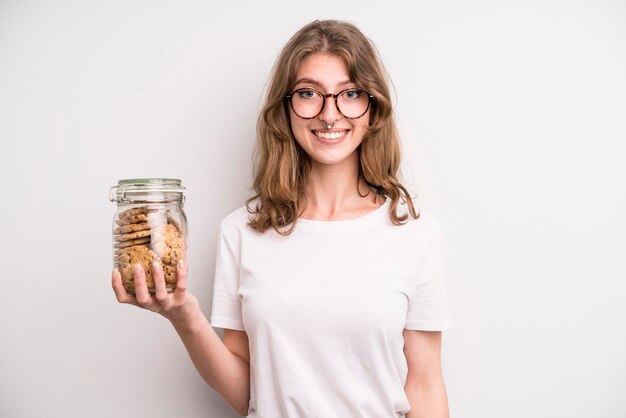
xmin=318 ymin=94 xmax=342 ymax=126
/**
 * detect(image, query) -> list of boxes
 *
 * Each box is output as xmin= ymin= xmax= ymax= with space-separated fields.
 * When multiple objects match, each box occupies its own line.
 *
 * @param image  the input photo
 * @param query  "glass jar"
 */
xmin=109 ymin=178 xmax=187 ymax=294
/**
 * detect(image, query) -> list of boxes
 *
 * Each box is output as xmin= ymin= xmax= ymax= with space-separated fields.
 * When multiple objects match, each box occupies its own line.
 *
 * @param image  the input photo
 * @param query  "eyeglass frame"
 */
xmin=284 ymin=87 xmax=375 ymax=120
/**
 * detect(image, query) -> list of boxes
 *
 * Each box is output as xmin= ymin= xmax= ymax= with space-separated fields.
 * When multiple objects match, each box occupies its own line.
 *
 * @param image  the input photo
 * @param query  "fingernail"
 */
xmin=134 ymin=263 xmax=142 ymax=272
xmin=178 ymin=259 xmax=185 ymax=269
xmin=153 ymin=261 xmax=161 ymax=270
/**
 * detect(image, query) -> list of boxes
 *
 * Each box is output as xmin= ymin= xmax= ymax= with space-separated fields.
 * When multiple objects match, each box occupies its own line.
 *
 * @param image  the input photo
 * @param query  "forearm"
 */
xmin=405 ymin=382 xmax=449 ymax=418
xmin=171 ymin=306 xmax=250 ymax=415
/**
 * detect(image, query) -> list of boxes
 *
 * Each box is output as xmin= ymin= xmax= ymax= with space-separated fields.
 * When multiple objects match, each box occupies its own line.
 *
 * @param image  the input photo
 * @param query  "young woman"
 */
xmin=113 ymin=19 xmax=452 ymax=418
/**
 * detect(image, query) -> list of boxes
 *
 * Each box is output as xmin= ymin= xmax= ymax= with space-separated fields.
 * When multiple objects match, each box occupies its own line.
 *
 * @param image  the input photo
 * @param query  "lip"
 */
xmin=311 ymin=129 xmax=349 ymax=145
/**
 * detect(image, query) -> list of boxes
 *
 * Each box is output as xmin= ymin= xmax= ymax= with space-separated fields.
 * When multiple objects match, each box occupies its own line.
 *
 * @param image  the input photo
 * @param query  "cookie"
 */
xmin=114 ymin=243 xmax=150 ymax=256
xmin=113 ymin=247 xmax=153 ymax=264
xmin=116 ymin=248 xmax=159 ymax=293
xmin=120 ymin=263 xmax=176 ymax=293
xmin=113 ymin=222 xmax=152 ymax=235
xmin=151 ymin=224 xmax=186 ymax=264
xmin=115 ymin=243 xmax=152 ymax=255
xmin=162 ymin=247 xmax=185 ymax=265
xmin=118 ymin=206 xmax=156 ymax=219
xmin=166 ymin=211 xmax=184 ymax=234
xmin=151 ymin=223 xmax=180 ymax=245
xmin=114 ymin=236 xmax=151 ymax=249
xmin=120 ymin=264 xmax=155 ymax=293
xmin=113 ymin=253 xmax=132 ymax=264
xmin=115 ymin=213 xmax=150 ymax=226
xmin=114 ymin=229 xmax=152 ymax=242
xmin=163 ymin=264 xmax=178 ymax=285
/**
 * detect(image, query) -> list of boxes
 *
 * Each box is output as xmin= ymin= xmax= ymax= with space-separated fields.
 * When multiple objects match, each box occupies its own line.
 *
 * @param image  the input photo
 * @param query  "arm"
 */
xmin=112 ymin=262 xmax=250 ymax=416
xmin=403 ymin=329 xmax=449 ymax=418
xmin=171 ymin=307 xmax=251 ymax=416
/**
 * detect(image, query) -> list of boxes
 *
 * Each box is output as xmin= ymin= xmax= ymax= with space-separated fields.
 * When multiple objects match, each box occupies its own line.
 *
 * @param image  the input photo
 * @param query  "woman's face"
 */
xmin=288 ymin=53 xmax=370 ymax=169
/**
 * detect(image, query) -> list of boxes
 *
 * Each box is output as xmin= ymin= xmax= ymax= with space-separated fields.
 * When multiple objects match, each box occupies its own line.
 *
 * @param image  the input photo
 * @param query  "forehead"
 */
xmin=295 ymin=53 xmax=351 ymax=88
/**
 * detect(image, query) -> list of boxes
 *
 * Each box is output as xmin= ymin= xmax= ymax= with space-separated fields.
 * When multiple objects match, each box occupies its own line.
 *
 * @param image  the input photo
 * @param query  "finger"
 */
xmin=152 ymin=262 xmax=169 ymax=305
xmin=173 ymin=259 xmax=187 ymax=304
xmin=133 ymin=263 xmax=156 ymax=308
xmin=111 ymin=268 xmax=141 ymax=307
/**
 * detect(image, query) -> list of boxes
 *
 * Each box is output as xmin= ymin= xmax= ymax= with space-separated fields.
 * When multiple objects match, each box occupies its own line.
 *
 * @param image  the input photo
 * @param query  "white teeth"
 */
xmin=315 ymin=131 xmax=346 ymax=140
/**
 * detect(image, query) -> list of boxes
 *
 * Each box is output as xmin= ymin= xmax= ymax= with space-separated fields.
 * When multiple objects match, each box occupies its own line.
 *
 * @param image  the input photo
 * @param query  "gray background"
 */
xmin=1 ymin=1 xmax=625 ymax=417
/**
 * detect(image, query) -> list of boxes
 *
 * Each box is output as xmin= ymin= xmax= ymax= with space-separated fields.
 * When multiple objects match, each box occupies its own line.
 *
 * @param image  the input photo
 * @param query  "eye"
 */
xmin=296 ymin=89 xmax=319 ymax=100
xmin=341 ymin=89 xmax=362 ymax=100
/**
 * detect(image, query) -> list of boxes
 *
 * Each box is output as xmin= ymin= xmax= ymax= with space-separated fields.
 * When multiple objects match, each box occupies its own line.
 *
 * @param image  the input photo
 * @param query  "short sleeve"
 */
xmin=405 ymin=220 xmax=452 ymax=331
xmin=210 ymin=217 xmax=245 ymax=331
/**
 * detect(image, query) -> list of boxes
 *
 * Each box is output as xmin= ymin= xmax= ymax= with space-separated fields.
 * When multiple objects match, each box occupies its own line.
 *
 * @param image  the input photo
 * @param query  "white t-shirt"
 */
xmin=210 ymin=197 xmax=452 ymax=418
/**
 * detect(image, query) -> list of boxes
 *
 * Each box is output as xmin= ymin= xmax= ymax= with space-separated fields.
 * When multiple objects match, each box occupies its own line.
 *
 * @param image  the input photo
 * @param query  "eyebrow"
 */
xmin=293 ymin=78 xmax=354 ymax=89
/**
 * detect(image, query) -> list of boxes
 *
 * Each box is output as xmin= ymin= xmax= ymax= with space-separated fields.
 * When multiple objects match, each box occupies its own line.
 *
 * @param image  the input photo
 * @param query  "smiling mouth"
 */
xmin=312 ymin=129 xmax=349 ymax=140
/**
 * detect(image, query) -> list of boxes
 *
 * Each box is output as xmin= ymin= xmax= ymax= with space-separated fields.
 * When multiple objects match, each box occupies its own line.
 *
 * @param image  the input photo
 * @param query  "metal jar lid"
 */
xmin=109 ymin=178 xmax=186 ymax=204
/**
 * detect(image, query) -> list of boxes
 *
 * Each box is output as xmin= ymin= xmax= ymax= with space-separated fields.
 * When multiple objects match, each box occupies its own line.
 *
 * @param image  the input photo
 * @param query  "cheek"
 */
xmin=289 ymin=113 xmax=309 ymax=143
xmin=289 ymin=110 xmax=305 ymax=129
xmin=353 ymin=114 xmax=370 ymax=135
xmin=356 ymin=119 xmax=369 ymax=131
xmin=355 ymin=110 xmax=371 ymax=129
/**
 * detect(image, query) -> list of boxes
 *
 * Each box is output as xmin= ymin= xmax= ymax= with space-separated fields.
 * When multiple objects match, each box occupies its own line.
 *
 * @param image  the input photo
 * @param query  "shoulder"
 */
xmin=411 ymin=210 xmax=445 ymax=252
xmin=391 ymin=202 xmax=444 ymax=253
xmin=218 ymin=205 xmax=255 ymax=239
xmin=220 ymin=205 xmax=251 ymax=227
xmin=396 ymin=198 xmax=442 ymax=233
xmin=416 ymin=210 xmax=441 ymax=231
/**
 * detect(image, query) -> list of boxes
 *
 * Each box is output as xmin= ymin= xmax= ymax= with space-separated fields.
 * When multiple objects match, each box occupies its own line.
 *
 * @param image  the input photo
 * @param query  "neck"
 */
xmin=299 ymin=152 xmax=378 ymax=219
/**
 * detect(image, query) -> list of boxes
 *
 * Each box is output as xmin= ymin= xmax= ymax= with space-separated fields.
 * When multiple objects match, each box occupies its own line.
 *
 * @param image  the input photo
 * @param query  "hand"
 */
xmin=112 ymin=260 xmax=198 ymax=324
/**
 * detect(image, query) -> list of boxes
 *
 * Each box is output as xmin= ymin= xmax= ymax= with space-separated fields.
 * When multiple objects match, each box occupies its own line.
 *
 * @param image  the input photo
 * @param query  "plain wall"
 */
xmin=1 ymin=1 xmax=625 ymax=417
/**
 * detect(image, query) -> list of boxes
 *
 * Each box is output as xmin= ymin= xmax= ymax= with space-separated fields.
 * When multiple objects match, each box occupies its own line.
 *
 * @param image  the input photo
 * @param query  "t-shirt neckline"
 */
xmin=295 ymin=197 xmax=391 ymax=233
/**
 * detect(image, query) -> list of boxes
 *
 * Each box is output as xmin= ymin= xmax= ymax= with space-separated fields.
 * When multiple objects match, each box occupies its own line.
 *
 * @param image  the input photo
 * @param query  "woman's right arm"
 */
xmin=112 ymin=261 xmax=250 ymax=416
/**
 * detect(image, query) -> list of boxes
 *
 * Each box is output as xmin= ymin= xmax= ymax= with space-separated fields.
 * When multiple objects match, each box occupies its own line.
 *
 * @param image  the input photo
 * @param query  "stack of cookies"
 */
xmin=113 ymin=206 xmax=186 ymax=293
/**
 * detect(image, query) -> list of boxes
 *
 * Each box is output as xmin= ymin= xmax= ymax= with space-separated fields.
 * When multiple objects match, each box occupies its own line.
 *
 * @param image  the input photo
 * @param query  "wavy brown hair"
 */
xmin=246 ymin=19 xmax=419 ymax=235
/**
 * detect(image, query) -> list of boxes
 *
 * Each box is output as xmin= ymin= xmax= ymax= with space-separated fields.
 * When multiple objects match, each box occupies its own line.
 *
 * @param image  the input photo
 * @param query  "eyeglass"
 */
xmin=285 ymin=87 xmax=374 ymax=120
